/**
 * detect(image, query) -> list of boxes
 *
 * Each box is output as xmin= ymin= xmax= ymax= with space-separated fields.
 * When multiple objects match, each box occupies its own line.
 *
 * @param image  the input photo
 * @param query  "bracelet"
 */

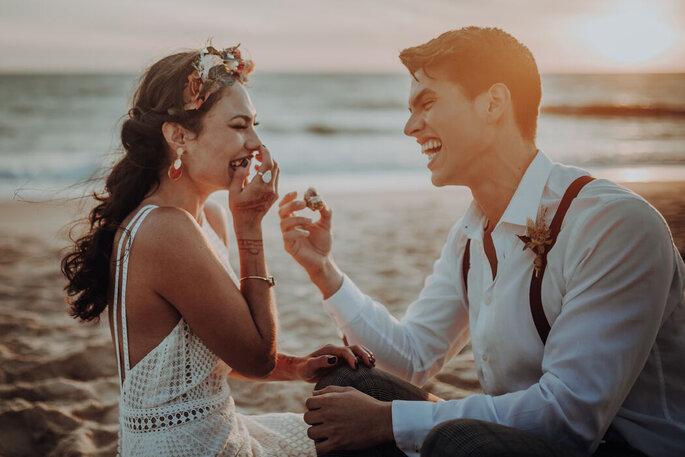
xmin=240 ymin=275 xmax=276 ymax=287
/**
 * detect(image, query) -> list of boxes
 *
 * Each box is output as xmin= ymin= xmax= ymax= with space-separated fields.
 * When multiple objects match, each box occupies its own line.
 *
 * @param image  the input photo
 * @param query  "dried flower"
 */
xmin=517 ymin=209 xmax=553 ymax=277
xmin=172 ymin=44 xmax=254 ymax=115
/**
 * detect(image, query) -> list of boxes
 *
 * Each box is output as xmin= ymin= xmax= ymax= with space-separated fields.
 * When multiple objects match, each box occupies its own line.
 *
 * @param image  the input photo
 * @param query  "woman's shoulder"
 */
xmin=203 ymin=200 xmax=229 ymax=245
xmin=130 ymin=206 xmax=205 ymax=254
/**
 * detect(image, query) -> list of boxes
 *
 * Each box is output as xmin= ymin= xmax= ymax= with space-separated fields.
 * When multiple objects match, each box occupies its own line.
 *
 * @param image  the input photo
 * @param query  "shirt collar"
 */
xmin=460 ymin=150 xmax=553 ymax=238
xmin=499 ymin=150 xmax=553 ymax=229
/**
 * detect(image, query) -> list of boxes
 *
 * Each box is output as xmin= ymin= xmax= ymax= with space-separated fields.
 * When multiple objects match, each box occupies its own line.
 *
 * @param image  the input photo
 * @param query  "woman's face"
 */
xmin=183 ymin=84 xmax=261 ymax=192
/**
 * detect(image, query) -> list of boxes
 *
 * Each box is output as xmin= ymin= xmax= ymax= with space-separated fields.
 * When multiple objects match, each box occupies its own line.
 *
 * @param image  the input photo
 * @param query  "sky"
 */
xmin=1 ymin=0 xmax=684 ymax=74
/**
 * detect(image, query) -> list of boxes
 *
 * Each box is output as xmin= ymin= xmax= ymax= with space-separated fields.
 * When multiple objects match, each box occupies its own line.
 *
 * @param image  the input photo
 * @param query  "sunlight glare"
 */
xmin=577 ymin=0 xmax=677 ymax=64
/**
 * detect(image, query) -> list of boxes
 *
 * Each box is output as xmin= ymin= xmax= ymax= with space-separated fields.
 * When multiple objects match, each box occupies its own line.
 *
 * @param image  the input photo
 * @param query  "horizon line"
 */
xmin=1 ymin=69 xmax=684 ymax=76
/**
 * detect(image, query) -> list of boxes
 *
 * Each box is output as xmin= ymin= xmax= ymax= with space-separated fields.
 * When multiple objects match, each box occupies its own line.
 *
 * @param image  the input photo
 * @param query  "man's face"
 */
xmin=404 ymin=68 xmax=489 ymax=187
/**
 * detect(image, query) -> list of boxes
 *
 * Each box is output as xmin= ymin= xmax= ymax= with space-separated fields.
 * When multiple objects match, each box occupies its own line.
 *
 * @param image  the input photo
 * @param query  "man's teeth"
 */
xmin=421 ymin=140 xmax=442 ymax=160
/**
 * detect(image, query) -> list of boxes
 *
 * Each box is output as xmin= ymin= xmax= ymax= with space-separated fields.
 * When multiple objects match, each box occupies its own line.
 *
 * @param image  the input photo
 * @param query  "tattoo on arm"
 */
xmin=234 ymin=195 xmax=273 ymax=212
xmin=237 ymin=238 xmax=263 ymax=255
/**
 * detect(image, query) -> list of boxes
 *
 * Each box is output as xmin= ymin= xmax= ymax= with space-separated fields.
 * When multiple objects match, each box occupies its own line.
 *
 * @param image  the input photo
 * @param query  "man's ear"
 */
xmin=161 ymin=122 xmax=191 ymax=153
xmin=484 ymin=83 xmax=511 ymax=124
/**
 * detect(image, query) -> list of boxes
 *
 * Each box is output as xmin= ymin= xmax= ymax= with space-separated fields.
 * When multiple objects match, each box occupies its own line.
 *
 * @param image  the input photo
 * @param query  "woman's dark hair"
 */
xmin=61 ymin=50 xmax=250 ymax=321
xmin=399 ymin=27 xmax=542 ymax=142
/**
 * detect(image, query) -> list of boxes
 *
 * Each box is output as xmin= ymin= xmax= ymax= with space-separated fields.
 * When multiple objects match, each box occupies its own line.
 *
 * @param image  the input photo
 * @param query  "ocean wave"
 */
xmin=575 ymin=155 xmax=685 ymax=167
xmin=541 ymin=104 xmax=685 ymax=118
xmin=340 ymin=100 xmax=405 ymax=110
xmin=0 ymin=123 xmax=16 ymax=137
xmin=262 ymin=124 xmax=392 ymax=135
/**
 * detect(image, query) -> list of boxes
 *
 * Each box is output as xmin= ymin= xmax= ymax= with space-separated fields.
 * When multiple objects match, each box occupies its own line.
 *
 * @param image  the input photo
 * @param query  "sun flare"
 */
xmin=576 ymin=0 xmax=677 ymax=65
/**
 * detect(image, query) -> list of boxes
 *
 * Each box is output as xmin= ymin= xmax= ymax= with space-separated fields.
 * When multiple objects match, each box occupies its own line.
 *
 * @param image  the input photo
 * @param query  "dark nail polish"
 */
xmin=369 ymin=356 xmax=375 ymax=364
xmin=327 ymin=356 xmax=337 ymax=365
xmin=354 ymin=361 xmax=359 ymax=369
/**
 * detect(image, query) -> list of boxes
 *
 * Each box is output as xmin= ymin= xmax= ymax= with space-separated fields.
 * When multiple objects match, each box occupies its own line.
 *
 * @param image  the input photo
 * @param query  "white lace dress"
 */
xmin=112 ymin=205 xmax=315 ymax=457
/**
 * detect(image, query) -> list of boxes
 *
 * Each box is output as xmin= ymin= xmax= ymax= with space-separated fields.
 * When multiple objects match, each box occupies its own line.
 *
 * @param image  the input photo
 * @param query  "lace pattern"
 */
xmin=113 ymin=205 xmax=315 ymax=457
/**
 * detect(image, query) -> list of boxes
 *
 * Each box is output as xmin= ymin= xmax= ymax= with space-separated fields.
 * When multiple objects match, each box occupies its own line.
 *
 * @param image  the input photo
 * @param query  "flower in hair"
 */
xmin=174 ymin=44 xmax=254 ymax=114
xmin=184 ymin=71 xmax=207 ymax=111
xmin=197 ymin=53 xmax=224 ymax=79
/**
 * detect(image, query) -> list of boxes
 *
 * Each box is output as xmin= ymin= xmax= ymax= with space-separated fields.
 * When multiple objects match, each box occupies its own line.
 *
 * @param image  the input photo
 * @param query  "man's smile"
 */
xmin=420 ymin=138 xmax=442 ymax=164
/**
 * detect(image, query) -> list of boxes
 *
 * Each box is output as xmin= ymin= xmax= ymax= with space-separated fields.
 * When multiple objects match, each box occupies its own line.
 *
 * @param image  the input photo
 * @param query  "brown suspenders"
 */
xmin=461 ymin=175 xmax=596 ymax=345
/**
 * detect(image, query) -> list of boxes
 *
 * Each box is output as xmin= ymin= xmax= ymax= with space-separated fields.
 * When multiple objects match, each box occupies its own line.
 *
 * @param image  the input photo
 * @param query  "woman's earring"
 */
xmin=168 ymin=147 xmax=183 ymax=180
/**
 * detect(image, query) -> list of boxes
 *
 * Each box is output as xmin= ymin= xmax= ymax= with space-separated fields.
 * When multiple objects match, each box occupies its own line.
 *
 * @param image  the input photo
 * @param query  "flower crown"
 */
xmin=170 ymin=45 xmax=254 ymax=115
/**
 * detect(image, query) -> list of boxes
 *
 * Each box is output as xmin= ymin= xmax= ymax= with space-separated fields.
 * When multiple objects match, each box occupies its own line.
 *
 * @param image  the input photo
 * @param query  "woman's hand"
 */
xmin=229 ymin=145 xmax=279 ymax=232
xmin=297 ymin=343 xmax=376 ymax=383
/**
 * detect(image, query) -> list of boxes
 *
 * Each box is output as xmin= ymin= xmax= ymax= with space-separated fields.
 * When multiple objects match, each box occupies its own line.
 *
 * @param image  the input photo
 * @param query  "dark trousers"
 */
xmin=315 ymin=365 xmax=645 ymax=457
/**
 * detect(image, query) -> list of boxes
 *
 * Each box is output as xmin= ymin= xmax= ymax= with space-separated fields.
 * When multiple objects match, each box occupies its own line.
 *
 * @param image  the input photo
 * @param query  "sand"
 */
xmin=1 ymin=181 xmax=683 ymax=456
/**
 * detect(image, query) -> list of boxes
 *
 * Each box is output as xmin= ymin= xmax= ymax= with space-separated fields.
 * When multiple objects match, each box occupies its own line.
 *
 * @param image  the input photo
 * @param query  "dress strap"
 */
xmin=529 ymin=175 xmax=595 ymax=344
xmin=113 ymin=204 xmax=157 ymax=386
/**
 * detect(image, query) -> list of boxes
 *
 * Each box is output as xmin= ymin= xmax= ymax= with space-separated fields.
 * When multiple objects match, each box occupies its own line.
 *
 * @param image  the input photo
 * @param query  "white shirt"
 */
xmin=323 ymin=152 xmax=685 ymax=457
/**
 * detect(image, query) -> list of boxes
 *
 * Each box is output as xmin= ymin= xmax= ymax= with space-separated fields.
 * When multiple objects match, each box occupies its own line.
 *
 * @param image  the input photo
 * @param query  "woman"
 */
xmin=61 ymin=45 xmax=373 ymax=456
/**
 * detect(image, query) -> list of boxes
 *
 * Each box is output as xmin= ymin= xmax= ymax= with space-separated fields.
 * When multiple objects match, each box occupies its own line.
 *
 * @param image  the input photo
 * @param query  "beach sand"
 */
xmin=1 ymin=181 xmax=683 ymax=456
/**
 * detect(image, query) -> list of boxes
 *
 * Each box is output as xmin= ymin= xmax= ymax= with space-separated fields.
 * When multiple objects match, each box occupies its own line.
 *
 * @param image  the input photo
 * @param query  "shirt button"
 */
xmin=484 ymin=298 xmax=491 ymax=305
xmin=482 ymin=354 xmax=488 ymax=362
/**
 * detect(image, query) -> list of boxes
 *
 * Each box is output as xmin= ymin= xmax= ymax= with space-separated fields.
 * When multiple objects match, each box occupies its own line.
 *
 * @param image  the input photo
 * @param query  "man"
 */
xmin=278 ymin=27 xmax=684 ymax=457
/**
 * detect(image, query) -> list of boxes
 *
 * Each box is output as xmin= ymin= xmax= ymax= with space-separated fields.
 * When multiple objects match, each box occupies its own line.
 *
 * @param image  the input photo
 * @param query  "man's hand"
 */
xmin=279 ymin=191 xmax=332 ymax=266
xmin=304 ymin=385 xmax=394 ymax=455
xmin=278 ymin=192 xmax=343 ymax=298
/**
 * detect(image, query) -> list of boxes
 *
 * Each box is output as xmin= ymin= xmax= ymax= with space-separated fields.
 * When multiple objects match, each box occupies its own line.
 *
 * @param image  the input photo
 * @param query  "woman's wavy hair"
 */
xmin=61 ymin=50 xmax=251 ymax=321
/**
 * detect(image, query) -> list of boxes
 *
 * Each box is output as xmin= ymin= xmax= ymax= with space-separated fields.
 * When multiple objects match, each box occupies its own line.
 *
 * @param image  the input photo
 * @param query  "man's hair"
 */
xmin=399 ymin=27 xmax=541 ymax=141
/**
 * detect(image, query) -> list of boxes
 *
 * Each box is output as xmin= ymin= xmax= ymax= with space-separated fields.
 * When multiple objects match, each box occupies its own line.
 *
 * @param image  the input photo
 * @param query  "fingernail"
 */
xmin=369 ymin=356 xmax=375 ymax=364
xmin=327 ymin=356 xmax=337 ymax=365
xmin=354 ymin=361 xmax=359 ymax=369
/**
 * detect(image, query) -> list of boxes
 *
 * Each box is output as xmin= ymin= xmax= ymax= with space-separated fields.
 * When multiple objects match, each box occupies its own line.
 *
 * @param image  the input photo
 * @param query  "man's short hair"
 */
xmin=399 ymin=27 xmax=542 ymax=141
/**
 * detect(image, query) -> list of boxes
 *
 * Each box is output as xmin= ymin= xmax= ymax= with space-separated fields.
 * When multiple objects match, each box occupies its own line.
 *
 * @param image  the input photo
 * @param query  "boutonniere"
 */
xmin=517 ymin=209 xmax=552 ymax=277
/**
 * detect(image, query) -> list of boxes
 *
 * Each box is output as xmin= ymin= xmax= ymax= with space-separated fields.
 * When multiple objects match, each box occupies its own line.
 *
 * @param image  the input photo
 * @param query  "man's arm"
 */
xmin=279 ymin=192 xmax=471 ymax=385
xmin=392 ymin=196 xmax=680 ymax=455
xmin=323 ymin=222 xmax=471 ymax=385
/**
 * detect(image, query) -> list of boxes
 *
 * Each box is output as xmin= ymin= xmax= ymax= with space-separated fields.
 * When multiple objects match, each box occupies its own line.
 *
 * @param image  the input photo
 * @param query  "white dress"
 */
xmin=112 ymin=204 xmax=315 ymax=457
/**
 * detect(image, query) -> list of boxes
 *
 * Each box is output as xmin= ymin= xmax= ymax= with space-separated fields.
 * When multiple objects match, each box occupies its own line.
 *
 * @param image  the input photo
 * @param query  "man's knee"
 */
xmin=420 ymin=419 xmax=477 ymax=457
xmin=316 ymin=365 xmax=428 ymax=404
xmin=315 ymin=365 xmax=375 ymax=392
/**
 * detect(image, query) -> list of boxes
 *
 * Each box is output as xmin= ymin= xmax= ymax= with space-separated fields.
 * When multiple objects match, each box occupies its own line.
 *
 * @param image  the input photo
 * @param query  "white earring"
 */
xmin=168 ymin=147 xmax=184 ymax=180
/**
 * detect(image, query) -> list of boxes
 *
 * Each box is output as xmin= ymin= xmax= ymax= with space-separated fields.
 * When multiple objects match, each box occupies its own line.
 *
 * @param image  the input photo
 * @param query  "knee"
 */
xmin=420 ymin=419 xmax=483 ymax=457
xmin=315 ymin=364 xmax=374 ymax=392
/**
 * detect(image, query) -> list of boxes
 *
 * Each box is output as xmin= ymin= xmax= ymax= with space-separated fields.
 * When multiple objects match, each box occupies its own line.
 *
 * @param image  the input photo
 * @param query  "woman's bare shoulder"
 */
xmin=203 ymin=200 xmax=229 ymax=245
xmin=130 ymin=206 xmax=208 ymax=258
xmin=130 ymin=206 xmax=233 ymax=299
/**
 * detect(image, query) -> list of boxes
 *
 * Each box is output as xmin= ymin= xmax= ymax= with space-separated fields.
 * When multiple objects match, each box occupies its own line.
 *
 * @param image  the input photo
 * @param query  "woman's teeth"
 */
xmin=229 ymin=157 xmax=251 ymax=170
xmin=421 ymin=140 xmax=442 ymax=161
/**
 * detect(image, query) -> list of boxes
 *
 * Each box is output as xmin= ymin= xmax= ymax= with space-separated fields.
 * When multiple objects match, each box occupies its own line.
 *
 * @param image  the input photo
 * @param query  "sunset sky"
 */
xmin=1 ymin=0 xmax=684 ymax=73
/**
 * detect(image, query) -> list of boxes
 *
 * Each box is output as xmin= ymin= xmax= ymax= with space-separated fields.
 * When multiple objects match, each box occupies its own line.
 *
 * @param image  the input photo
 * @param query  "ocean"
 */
xmin=1 ymin=72 xmax=684 ymax=199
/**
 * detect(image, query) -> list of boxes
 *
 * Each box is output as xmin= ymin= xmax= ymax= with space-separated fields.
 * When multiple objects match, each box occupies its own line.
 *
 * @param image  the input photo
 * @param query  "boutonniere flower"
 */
xmin=517 ymin=209 xmax=552 ymax=277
